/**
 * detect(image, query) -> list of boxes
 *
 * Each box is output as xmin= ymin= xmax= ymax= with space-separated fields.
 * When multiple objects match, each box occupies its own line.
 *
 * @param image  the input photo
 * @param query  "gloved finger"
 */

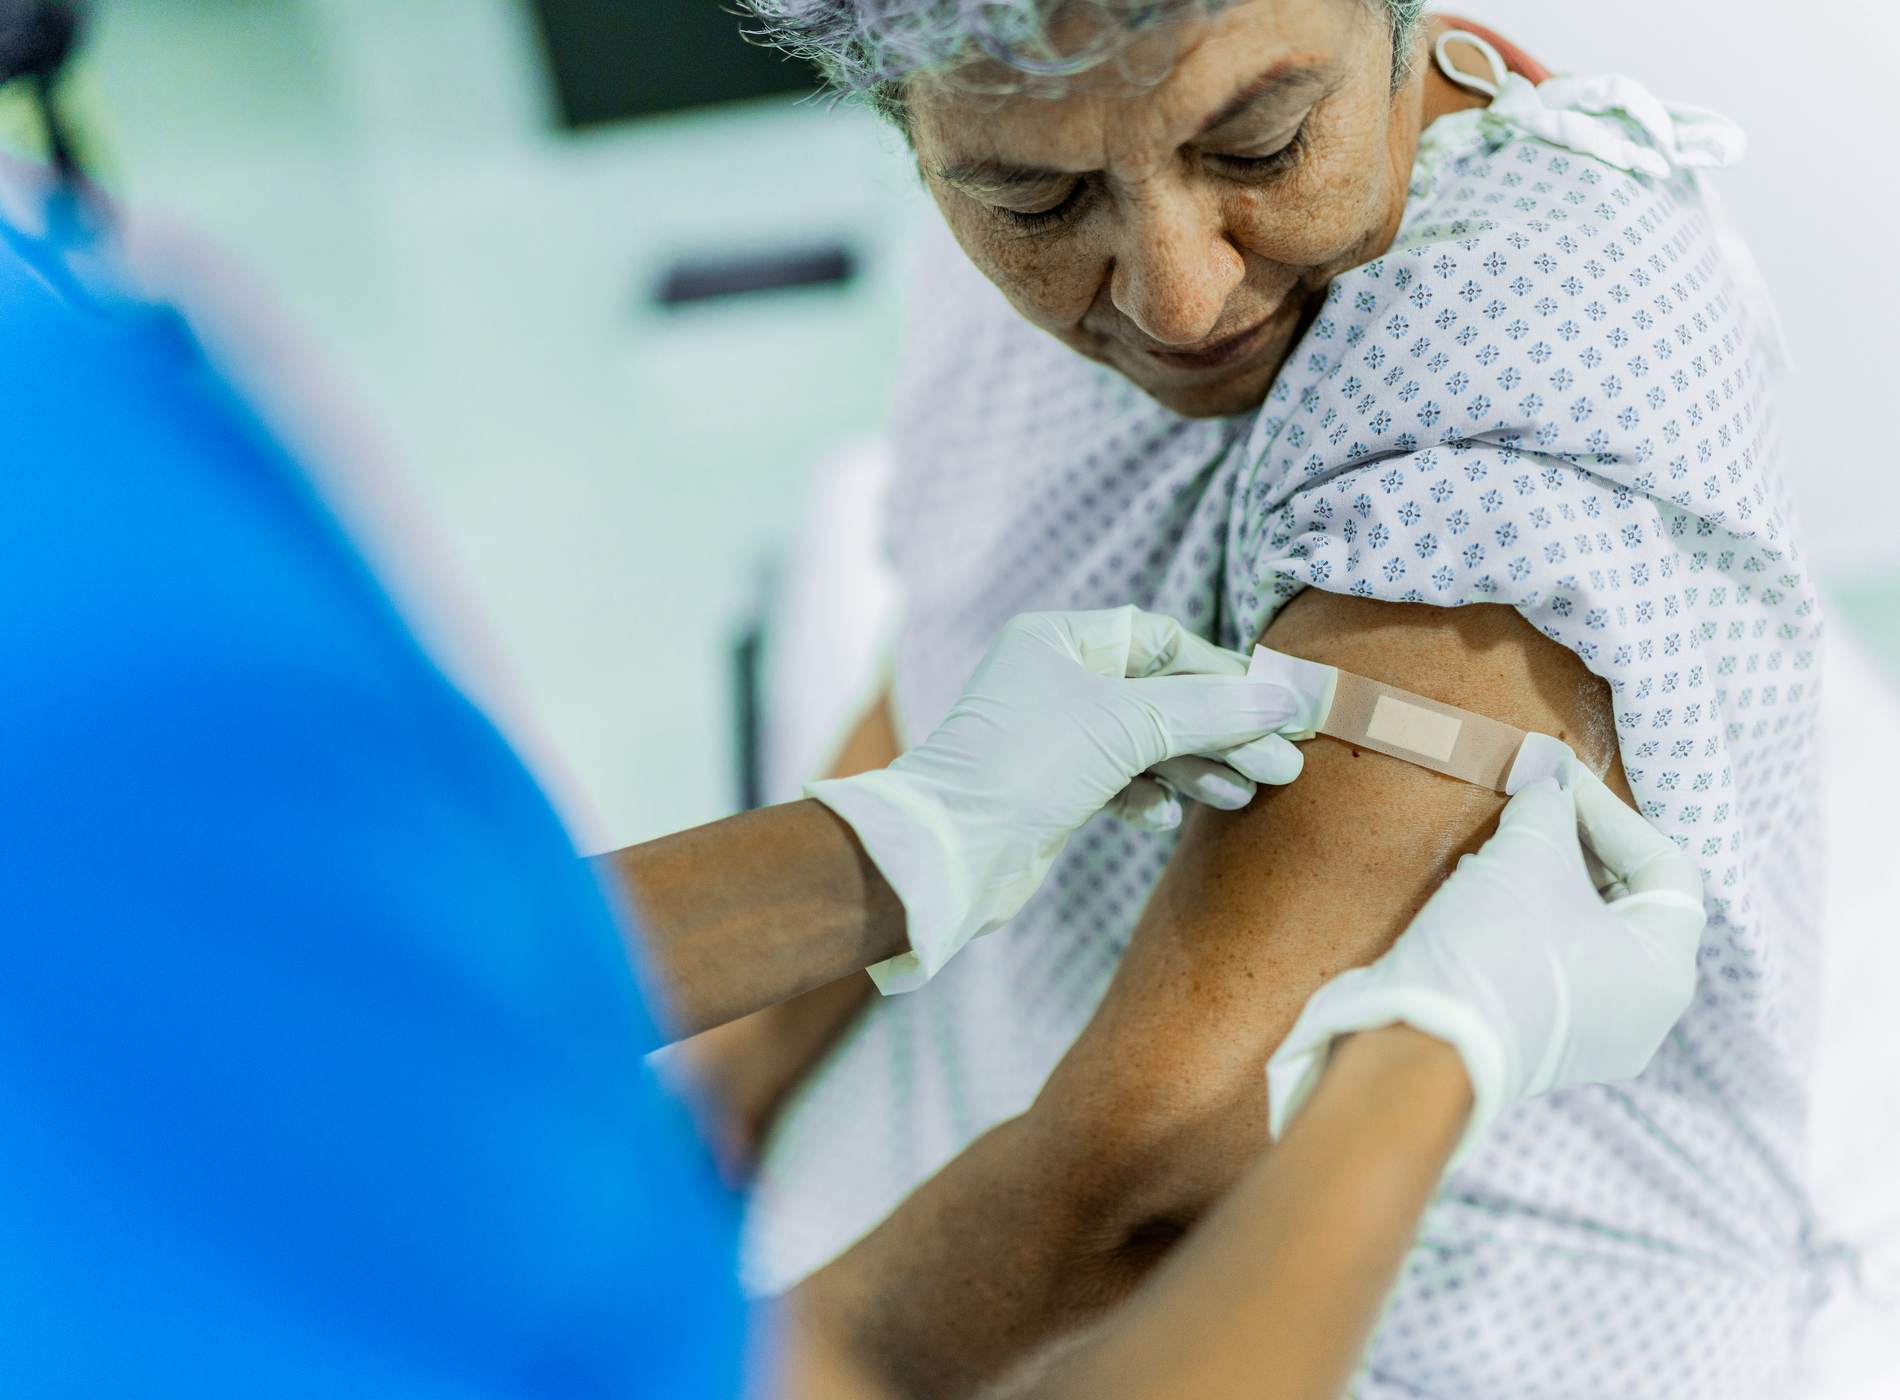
xmin=1572 ymin=772 xmax=1702 ymax=896
xmin=1217 ymin=733 xmax=1305 ymax=786
xmin=1123 ymin=607 xmax=1249 ymax=679
xmin=1266 ymin=963 xmax=1401 ymax=1141
xmin=1583 ymin=844 xmax=1618 ymax=895
xmin=1571 ymin=770 xmax=1705 ymax=934
xmin=1149 ymin=755 xmax=1256 ymax=810
xmin=1106 ymin=775 xmax=1184 ymax=832
xmin=1126 ymin=674 xmax=1304 ymax=756
xmin=1482 ymin=777 xmax=1591 ymax=881
xmin=1005 ymin=608 xmax=1134 ymax=679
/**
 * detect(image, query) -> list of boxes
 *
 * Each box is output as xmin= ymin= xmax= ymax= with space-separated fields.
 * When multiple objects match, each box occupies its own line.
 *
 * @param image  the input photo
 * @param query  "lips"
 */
xmin=1138 ymin=314 xmax=1276 ymax=372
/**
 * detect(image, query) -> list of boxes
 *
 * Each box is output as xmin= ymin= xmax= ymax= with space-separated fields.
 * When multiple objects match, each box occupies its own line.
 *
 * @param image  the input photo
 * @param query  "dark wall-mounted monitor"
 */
xmin=529 ymin=0 xmax=818 ymax=127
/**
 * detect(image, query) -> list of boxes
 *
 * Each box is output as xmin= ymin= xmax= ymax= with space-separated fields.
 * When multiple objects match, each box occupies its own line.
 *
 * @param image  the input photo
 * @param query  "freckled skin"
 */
xmin=907 ymin=1 xmax=1486 ymax=418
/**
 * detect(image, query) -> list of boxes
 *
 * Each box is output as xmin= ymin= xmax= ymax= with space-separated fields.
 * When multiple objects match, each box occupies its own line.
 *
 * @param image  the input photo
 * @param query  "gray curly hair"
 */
xmin=739 ymin=0 xmax=1428 ymax=123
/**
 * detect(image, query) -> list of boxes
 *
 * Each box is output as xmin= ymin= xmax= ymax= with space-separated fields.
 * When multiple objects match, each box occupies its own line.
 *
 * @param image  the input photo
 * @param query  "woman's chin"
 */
xmin=1071 ymin=311 xmax=1304 ymax=419
xmin=1120 ymin=354 xmax=1288 ymax=420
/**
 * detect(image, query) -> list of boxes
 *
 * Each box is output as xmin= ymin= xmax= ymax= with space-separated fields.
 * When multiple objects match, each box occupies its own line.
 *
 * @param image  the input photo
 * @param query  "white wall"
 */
xmin=83 ymin=0 xmax=928 ymax=850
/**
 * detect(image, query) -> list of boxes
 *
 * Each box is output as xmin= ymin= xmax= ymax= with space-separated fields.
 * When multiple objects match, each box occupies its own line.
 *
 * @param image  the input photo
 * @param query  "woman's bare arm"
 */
xmin=788 ymin=596 xmax=1628 ymax=1397
xmin=1008 ymin=1023 xmax=1470 ymax=1400
xmin=782 ymin=1024 xmax=1468 ymax=1400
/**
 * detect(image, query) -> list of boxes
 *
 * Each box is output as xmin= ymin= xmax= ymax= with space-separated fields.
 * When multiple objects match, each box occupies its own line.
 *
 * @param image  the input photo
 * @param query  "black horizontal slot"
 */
xmin=530 ymin=0 xmax=816 ymax=127
xmin=653 ymin=244 xmax=858 ymax=308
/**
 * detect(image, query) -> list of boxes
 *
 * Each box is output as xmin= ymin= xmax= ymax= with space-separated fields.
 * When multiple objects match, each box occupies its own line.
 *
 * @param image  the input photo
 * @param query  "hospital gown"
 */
xmin=744 ymin=66 xmax=1833 ymax=1397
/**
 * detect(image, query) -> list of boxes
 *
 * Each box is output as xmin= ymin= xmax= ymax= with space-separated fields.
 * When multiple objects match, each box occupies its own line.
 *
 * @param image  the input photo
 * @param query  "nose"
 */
xmin=1109 ymin=189 xmax=1245 ymax=346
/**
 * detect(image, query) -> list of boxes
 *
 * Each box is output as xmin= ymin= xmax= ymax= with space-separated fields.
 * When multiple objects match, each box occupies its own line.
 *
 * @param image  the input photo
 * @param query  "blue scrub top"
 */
xmin=0 ymin=202 xmax=748 ymax=1396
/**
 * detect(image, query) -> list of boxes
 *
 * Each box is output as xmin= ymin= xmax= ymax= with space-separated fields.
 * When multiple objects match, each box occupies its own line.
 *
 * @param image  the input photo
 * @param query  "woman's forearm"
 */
xmin=788 ymin=1111 xmax=1113 ymax=1400
xmin=600 ymin=800 xmax=906 ymax=1040
xmin=1027 ymin=1024 xmax=1471 ymax=1400
xmin=791 ymin=1025 xmax=1469 ymax=1400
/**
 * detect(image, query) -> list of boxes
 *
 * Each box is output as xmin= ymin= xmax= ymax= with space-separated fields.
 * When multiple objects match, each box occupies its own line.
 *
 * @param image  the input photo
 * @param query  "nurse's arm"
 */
xmin=637 ymin=696 xmax=894 ymax=1171
xmin=783 ymin=1023 xmax=1471 ymax=1400
xmin=604 ymin=795 xmax=904 ymax=1040
xmin=785 ymin=594 xmax=1626 ymax=1398
xmin=1016 ymin=1024 xmax=1472 ymax=1400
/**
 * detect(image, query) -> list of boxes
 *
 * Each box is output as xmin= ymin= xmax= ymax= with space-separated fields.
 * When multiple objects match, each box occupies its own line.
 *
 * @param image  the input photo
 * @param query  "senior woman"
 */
xmin=718 ymin=3 xmax=1835 ymax=1397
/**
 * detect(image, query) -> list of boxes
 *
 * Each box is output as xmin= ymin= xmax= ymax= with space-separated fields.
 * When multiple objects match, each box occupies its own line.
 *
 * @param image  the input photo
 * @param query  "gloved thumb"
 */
xmin=1121 ymin=607 xmax=1250 ymax=678
xmin=1106 ymin=775 xmax=1184 ymax=832
xmin=1483 ymin=777 xmax=1589 ymax=881
xmin=1572 ymin=771 xmax=1706 ymax=946
xmin=1119 ymin=674 xmax=1304 ymax=762
xmin=1050 ymin=606 xmax=1252 ymax=680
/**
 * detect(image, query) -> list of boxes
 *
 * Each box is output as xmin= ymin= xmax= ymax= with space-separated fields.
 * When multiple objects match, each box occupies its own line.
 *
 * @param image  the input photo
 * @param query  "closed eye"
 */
xmin=988 ymin=115 xmax=1307 ymax=232
xmin=1206 ymin=120 xmax=1310 ymax=179
xmin=996 ymin=180 xmax=1091 ymax=233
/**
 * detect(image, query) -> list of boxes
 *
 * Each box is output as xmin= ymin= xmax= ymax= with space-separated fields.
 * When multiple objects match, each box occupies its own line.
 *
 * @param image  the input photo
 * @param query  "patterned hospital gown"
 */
xmin=744 ymin=64 xmax=1833 ymax=1397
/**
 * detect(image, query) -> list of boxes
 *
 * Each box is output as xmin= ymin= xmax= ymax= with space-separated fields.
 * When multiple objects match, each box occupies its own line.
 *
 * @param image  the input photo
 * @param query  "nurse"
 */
xmin=0 ymin=95 xmax=1701 ymax=1400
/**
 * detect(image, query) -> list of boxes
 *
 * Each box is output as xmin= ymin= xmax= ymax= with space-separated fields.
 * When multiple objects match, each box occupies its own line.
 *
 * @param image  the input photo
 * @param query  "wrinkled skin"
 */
xmin=909 ymin=0 xmax=1435 ymax=417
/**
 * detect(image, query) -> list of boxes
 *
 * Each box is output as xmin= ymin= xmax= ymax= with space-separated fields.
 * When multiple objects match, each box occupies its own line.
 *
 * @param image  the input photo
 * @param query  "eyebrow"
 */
xmin=1198 ymin=60 xmax=1328 ymax=135
xmin=931 ymin=158 xmax=1071 ymax=194
xmin=932 ymin=61 xmax=1328 ymax=193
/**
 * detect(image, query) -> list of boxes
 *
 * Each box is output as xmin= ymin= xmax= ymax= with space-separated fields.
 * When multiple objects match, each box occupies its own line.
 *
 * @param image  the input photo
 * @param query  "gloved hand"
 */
xmin=1266 ymin=768 xmax=1706 ymax=1166
xmin=808 ymin=607 xmax=1305 ymax=993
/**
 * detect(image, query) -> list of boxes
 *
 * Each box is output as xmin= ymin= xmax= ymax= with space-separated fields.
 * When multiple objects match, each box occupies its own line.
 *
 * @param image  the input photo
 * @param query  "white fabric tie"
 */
xmin=1434 ymin=29 xmax=1747 ymax=179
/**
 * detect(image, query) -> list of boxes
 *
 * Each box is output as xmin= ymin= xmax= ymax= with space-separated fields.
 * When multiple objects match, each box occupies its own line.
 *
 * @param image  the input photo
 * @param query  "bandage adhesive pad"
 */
xmin=1248 ymin=645 xmax=1575 ymax=795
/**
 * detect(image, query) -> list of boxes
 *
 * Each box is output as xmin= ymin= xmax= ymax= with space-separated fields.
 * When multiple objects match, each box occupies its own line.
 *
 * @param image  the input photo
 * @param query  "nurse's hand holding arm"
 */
xmin=801 ymin=768 xmax=1706 ymax=1400
xmin=1264 ymin=769 xmax=1708 ymax=1165
xmin=614 ymin=606 xmax=1304 ymax=1038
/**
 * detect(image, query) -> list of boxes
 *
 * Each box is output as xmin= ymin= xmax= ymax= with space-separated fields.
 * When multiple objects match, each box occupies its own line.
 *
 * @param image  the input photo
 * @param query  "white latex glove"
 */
xmin=1266 ymin=768 xmax=1706 ymax=1166
xmin=809 ymin=607 xmax=1305 ymax=993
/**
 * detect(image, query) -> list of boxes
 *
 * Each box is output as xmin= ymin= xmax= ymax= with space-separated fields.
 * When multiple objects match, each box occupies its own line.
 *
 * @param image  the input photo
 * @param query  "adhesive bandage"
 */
xmin=1248 ymin=645 xmax=1576 ymax=795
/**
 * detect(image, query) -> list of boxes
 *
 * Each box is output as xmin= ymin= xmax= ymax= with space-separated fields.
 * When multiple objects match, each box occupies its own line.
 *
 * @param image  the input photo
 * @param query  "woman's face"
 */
xmin=907 ymin=0 xmax=1426 ymax=418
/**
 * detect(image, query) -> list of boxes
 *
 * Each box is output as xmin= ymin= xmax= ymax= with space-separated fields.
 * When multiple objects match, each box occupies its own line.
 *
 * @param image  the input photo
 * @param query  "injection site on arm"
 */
xmin=1248 ymin=645 xmax=1576 ymax=795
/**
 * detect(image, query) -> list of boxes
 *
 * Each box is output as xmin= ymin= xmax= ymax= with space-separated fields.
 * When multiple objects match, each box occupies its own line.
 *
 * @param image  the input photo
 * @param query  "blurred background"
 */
xmin=7 ymin=0 xmax=1896 ymax=852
